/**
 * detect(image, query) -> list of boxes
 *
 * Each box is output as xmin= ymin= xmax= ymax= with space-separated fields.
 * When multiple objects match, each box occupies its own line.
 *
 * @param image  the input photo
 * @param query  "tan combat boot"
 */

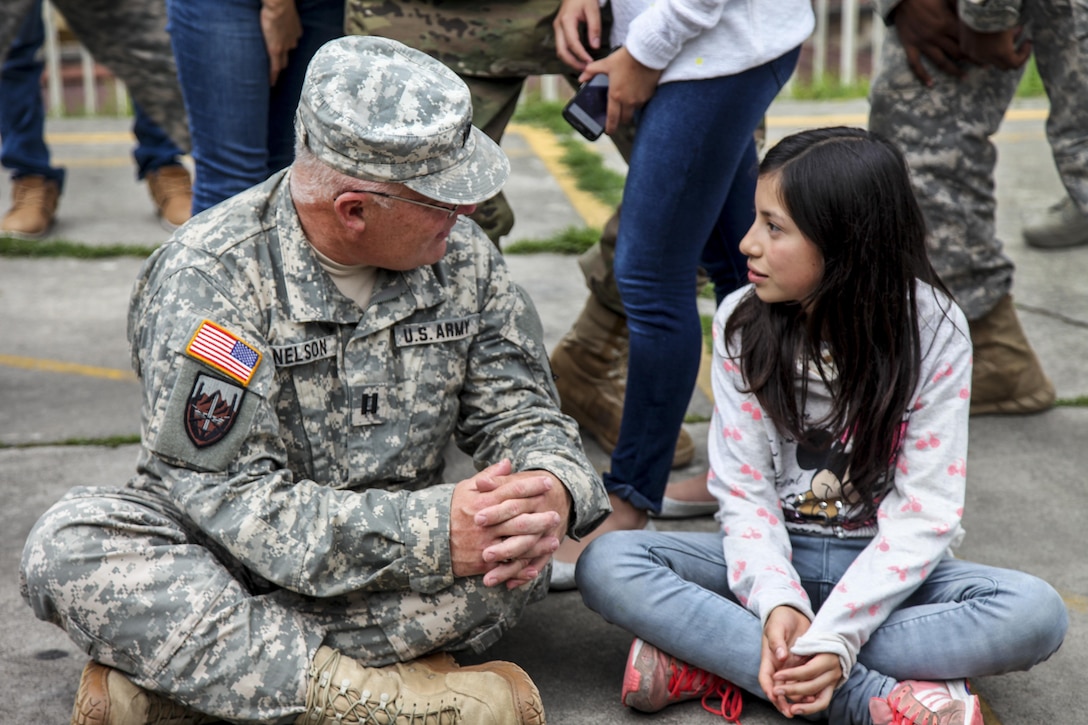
xmin=297 ymin=646 xmax=545 ymax=725
xmin=1 ymin=175 xmax=60 ymax=238
xmin=71 ymin=661 xmax=217 ymax=725
xmin=550 ymin=295 xmax=695 ymax=468
xmin=145 ymin=165 xmax=193 ymax=229
xmin=968 ymin=294 xmax=1055 ymax=415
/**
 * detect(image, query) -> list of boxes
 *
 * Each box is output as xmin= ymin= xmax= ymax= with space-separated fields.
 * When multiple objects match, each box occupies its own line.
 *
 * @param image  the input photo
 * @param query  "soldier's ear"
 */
xmin=333 ymin=192 xmax=368 ymax=233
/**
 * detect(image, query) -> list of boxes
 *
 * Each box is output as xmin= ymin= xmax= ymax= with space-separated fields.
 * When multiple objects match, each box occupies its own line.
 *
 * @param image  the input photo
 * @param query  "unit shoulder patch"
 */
xmin=185 ymin=373 xmax=245 ymax=448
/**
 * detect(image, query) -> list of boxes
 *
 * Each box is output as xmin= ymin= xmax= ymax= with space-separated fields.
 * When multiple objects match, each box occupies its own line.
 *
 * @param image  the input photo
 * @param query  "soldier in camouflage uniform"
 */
xmin=20 ymin=36 xmax=609 ymax=725
xmin=345 ymin=0 xmax=698 ymax=472
xmin=0 ymin=0 xmax=188 ymax=152
xmin=869 ymin=0 xmax=1088 ymax=415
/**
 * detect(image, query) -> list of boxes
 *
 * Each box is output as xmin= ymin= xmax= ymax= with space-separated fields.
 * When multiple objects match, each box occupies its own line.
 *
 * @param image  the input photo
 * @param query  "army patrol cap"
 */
xmin=296 ymin=35 xmax=509 ymax=206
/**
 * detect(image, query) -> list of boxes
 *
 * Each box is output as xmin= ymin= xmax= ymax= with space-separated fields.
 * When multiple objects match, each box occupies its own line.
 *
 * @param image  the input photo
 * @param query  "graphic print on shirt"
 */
xmin=781 ymin=428 xmax=875 ymax=532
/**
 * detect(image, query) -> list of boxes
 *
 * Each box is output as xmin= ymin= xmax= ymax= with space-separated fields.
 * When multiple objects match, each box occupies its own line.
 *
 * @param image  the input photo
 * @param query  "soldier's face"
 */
xmin=328 ymin=189 xmax=478 ymax=269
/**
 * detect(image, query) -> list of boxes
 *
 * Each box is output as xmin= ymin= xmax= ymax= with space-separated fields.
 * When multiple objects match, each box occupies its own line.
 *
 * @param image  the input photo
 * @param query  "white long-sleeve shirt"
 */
xmin=707 ymin=283 xmax=972 ymax=680
xmin=610 ymin=0 xmax=815 ymax=84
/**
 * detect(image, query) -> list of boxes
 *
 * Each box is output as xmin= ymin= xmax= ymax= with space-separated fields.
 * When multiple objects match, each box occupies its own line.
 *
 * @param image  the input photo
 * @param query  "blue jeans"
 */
xmin=605 ymin=48 xmax=800 ymax=512
xmin=166 ymin=0 xmax=343 ymax=214
xmin=578 ymin=530 xmax=1068 ymax=724
xmin=0 ymin=0 xmax=184 ymax=187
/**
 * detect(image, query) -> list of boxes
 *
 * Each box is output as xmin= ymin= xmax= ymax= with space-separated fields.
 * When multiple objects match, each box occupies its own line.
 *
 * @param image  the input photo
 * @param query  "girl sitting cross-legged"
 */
xmin=576 ymin=126 xmax=1068 ymax=725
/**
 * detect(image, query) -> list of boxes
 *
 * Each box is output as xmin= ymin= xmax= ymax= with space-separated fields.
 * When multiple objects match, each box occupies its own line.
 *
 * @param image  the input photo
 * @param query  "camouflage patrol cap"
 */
xmin=296 ymin=35 xmax=509 ymax=205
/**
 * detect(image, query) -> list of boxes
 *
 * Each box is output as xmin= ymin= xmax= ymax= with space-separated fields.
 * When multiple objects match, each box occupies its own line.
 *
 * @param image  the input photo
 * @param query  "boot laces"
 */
xmin=304 ymin=649 xmax=460 ymax=725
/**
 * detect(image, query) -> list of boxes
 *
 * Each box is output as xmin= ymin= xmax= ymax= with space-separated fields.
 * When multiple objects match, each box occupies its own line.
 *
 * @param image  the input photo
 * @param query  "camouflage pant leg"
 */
xmin=0 ymin=0 xmax=35 ymax=65
xmin=462 ymin=75 xmax=527 ymax=245
xmin=1027 ymin=0 xmax=1088 ymax=215
xmin=50 ymin=0 xmax=190 ymax=152
xmin=869 ymin=30 xmax=1020 ymax=320
xmin=21 ymin=486 xmax=541 ymax=723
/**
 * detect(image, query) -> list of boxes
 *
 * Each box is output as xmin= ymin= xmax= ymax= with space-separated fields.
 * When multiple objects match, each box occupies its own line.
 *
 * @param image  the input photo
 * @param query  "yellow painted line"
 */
xmin=1062 ymin=592 xmax=1088 ymax=614
xmin=0 ymin=354 xmax=135 ymax=382
xmin=44 ymin=131 xmax=135 ymax=144
xmin=507 ymin=123 xmax=614 ymax=229
xmin=53 ymin=156 xmax=132 ymax=168
xmin=767 ymin=106 xmax=1047 ymax=128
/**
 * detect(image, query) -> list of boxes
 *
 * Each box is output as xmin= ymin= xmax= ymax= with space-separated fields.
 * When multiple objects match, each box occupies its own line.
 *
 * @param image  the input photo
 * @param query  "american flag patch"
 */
xmin=185 ymin=320 xmax=262 ymax=386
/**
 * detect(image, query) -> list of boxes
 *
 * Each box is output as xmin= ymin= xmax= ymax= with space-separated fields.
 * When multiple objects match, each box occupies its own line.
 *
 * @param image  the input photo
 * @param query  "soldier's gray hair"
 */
xmin=291 ymin=142 xmax=395 ymax=207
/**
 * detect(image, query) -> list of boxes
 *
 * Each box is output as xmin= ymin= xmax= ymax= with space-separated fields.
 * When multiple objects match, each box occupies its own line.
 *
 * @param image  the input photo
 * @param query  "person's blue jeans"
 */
xmin=605 ymin=48 xmax=801 ymax=512
xmin=0 ymin=0 xmax=184 ymax=188
xmin=578 ymin=530 xmax=1068 ymax=724
xmin=166 ymin=0 xmax=343 ymax=214
xmin=0 ymin=0 xmax=65 ymax=190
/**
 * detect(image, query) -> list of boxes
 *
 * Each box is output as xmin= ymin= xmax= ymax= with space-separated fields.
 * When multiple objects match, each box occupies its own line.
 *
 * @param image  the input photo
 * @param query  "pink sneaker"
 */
xmin=869 ymin=679 xmax=983 ymax=725
xmin=621 ymin=638 xmax=743 ymax=721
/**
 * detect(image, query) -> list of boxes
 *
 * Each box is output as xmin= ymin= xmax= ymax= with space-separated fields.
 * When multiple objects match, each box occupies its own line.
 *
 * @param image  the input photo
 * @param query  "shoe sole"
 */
xmin=71 ymin=661 xmax=110 ymax=725
xmin=970 ymin=384 xmax=1056 ymax=416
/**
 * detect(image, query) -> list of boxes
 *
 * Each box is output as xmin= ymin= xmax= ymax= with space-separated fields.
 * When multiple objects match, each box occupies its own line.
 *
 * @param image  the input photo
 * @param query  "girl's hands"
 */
xmin=759 ymin=606 xmax=840 ymax=718
xmin=769 ymin=653 xmax=842 ymax=718
xmin=553 ymin=0 xmax=603 ymax=70
xmin=581 ymin=48 xmax=662 ymax=135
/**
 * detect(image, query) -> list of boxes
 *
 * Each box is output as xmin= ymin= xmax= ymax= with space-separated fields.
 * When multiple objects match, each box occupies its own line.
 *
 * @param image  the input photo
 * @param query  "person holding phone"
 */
xmin=548 ymin=0 xmax=815 ymax=582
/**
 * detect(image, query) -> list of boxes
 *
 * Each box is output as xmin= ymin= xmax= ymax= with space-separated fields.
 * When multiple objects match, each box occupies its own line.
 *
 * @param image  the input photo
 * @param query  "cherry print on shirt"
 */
xmin=915 ymin=432 xmax=941 ymax=450
xmin=740 ymin=401 xmax=762 ymax=419
xmin=740 ymin=463 xmax=763 ymax=481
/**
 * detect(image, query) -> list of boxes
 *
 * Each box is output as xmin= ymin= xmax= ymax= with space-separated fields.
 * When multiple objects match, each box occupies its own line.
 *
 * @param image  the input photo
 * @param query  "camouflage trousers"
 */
xmin=869 ymin=0 xmax=1088 ymax=320
xmin=21 ymin=486 xmax=543 ymax=724
xmin=0 ymin=0 xmax=189 ymax=152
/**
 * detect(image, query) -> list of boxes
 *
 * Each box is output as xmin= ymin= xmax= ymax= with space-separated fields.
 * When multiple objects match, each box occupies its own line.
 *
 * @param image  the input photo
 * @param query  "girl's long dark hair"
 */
xmin=726 ymin=127 xmax=947 ymax=517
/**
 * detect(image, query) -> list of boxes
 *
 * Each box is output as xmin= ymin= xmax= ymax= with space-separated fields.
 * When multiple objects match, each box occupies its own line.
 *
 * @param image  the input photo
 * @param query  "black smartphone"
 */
xmin=562 ymin=74 xmax=609 ymax=141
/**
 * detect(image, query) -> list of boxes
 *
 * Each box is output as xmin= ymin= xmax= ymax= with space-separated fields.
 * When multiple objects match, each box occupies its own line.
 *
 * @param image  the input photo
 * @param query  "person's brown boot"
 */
xmin=297 ymin=646 xmax=545 ymax=725
xmin=71 ymin=660 xmax=217 ymax=725
xmin=550 ymin=295 xmax=695 ymax=468
xmin=1 ymin=175 xmax=60 ymax=238
xmin=145 ymin=165 xmax=192 ymax=229
xmin=968 ymin=294 xmax=1055 ymax=415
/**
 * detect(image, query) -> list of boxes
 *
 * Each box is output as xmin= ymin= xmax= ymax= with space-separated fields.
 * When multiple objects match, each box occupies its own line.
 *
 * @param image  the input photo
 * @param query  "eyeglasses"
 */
xmin=340 ymin=189 xmax=461 ymax=219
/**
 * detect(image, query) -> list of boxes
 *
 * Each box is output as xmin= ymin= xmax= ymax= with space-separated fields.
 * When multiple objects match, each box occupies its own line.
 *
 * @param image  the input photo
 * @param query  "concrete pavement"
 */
xmin=1 ymin=97 xmax=1085 ymax=723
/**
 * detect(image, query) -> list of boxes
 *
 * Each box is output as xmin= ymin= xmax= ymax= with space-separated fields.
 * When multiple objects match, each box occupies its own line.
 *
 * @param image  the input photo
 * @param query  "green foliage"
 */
xmin=0 ymin=434 xmax=141 ymax=449
xmin=503 ymin=225 xmax=601 ymax=255
xmin=512 ymin=99 xmax=572 ymax=135
xmin=560 ymin=140 xmax=625 ymax=207
xmin=0 ymin=235 xmax=157 ymax=258
xmin=514 ymin=98 xmax=626 ymax=208
xmin=1015 ymin=56 xmax=1045 ymax=97
xmin=787 ymin=74 xmax=870 ymax=100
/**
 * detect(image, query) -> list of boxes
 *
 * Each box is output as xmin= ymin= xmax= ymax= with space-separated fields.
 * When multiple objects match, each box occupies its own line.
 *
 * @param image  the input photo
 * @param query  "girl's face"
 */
xmin=739 ymin=173 xmax=824 ymax=307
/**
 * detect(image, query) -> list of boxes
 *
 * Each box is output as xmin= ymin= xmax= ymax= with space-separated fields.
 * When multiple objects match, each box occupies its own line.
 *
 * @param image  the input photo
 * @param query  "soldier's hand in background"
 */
xmin=260 ymin=0 xmax=303 ymax=84
xmin=892 ymin=0 xmax=967 ymax=85
xmin=959 ymin=25 xmax=1032 ymax=71
xmin=450 ymin=459 xmax=570 ymax=588
xmin=554 ymin=0 xmax=603 ymax=70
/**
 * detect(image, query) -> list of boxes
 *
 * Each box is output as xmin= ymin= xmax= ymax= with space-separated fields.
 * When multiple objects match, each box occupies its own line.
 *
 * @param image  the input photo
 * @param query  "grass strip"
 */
xmin=0 ymin=235 xmax=157 ymax=259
